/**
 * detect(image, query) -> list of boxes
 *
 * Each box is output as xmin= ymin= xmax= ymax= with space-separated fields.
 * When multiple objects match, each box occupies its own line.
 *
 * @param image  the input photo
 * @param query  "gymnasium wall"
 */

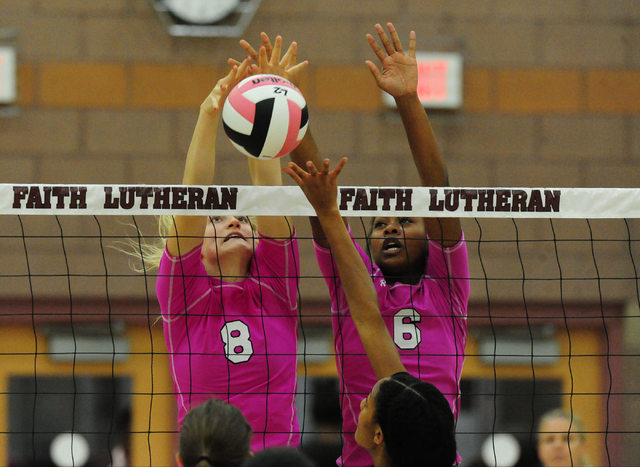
xmin=1 ymin=0 xmax=638 ymax=300
xmin=2 ymin=1 xmax=639 ymax=187
xmin=0 ymin=1 xmax=639 ymax=463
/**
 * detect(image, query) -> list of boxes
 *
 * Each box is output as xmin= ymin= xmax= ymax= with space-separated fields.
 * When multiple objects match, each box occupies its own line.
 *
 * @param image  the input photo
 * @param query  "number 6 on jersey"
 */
xmin=393 ymin=308 xmax=422 ymax=350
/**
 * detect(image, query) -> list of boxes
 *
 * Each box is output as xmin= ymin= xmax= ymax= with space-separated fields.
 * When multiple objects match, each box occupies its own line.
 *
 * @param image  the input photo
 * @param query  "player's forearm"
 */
xmin=290 ymin=128 xmax=323 ymax=168
xmin=182 ymin=108 xmax=220 ymax=186
xmin=317 ymin=209 xmax=405 ymax=377
xmin=396 ymin=94 xmax=463 ymax=244
xmin=169 ymin=108 xmax=219 ymax=256
xmin=357 ymin=324 xmax=406 ymax=379
xmin=395 ymin=93 xmax=449 ymax=188
xmin=291 ymin=129 xmax=332 ymax=247
xmin=316 ymin=209 xmax=381 ymax=325
xmin=249 ymin=158 xmax=293 ymax=239
xmin=248 ymin=157 xmax=283 ymax=187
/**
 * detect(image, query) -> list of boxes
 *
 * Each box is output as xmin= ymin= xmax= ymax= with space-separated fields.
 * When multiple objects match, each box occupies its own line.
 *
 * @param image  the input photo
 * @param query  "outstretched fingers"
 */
xmin=239 ymin=39 xmax=259 ymax=62
xmin=366 ymin=32 xmax=387 ymax=63
xmin=219 ymin=57 xmax=249 ymax=90
xmin=375 ymin=23 xmax=396 ymax=56
xmin=364 ymin=59 xmax=383 ymax=84
xmin=227 ymin=53 xmax=253 ymax=74
xmin=269 ymin=35 xmax=283 ymax=66
xmin=408 ymin=30 xmax=416 ymax=58
xmin=306 ymin=160 xmax=321 ymax=176
xmin=235 ymin=56 xmax=250 ymax=77
xmin=306 ymin=158 xmax=347 ymax=180
xmin=280 ymin=41 xmax=298 ymax=68
xmin=283 ymin=161 xmax=309 ymax=186
xmin=286 ymin=60 xmax=309 ymax=76
xmin=386 ymin=22 xmax=404 ymax=54
xmin=222 ymin=57 xmax=249 ymax=92
xmin=329 ymin=157 xmax=348 ymax=177
xmin=284 ymin=158 xmax=347 ymax=186
xmin=367 ymin=23 xmax=412 ymax=61
xmin=260 ymin=32 xmax=273 ymax=57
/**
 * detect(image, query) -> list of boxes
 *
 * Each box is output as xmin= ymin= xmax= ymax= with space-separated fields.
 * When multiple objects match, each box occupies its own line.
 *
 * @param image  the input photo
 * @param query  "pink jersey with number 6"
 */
xmin=315 ymin=228 xmax=469 ymax=467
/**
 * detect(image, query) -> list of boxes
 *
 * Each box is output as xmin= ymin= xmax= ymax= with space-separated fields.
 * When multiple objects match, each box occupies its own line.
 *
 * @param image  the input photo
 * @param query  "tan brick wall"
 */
xmin=496 ymin=69 xmax=584 ymax=114
xmin=587 ymin=71 xmax=640 ymax=113
xmin=1 ymin=2 xmax=639 ymax=461
xmin=2 ymin=2 xmax=637 ymax=289
xmin=40 ymin=63 xmax=127 ymax=108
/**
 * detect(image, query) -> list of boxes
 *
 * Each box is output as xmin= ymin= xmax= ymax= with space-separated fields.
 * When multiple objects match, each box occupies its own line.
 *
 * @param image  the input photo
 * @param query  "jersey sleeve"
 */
xmin=250 ymin=230 xmax=300 ymax=314
xmin=156 ymin=243 xmax=212 ymax=323
xmin=313 ymin=225 xmax=373 ymax=313
xmin=425 ymin=233 xmax=470 ymax=317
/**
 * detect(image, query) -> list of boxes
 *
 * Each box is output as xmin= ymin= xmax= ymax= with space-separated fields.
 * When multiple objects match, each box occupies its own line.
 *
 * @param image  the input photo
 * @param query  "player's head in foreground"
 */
xmin=178 ymin=399 xmax=253 ymax=467
xmin=356 ymin=371 xmax=456 ymax=467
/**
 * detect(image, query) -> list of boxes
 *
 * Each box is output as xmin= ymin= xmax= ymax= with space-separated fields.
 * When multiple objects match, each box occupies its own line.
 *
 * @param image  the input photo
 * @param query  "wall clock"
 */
xmin=163 ymin=0 xmax=240 ymax=24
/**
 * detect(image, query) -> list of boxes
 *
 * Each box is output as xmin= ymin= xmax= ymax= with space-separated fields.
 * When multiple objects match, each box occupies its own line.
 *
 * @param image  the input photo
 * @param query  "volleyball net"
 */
xmin=1 ymin=183 xmax=638 ymax=466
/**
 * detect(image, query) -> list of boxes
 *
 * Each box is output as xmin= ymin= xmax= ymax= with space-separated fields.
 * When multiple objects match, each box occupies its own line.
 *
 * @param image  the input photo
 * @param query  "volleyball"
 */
xmin=222 ymin=74 xmax=309 ymax=160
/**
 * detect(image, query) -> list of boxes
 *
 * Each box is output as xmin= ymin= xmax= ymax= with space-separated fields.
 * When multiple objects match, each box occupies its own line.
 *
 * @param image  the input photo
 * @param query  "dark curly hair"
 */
xmin=374 ymin=372 xmax=456 ymax=467
xmin=179 ymin=399 xmax=253 ymax=467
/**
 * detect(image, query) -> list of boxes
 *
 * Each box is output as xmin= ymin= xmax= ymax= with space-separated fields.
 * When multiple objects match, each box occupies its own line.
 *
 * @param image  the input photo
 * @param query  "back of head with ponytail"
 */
xmin=375 ymin=372 xmax=456 ymax=467
xmin=179 ymin=399 xmax=252 ymax=467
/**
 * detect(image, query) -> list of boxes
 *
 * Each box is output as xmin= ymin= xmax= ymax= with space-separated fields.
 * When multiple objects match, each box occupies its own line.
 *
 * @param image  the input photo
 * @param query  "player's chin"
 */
xmin=220 ymin=240 xmax=252 ymax=257
xmin=378 ymin=258 xmax=410 ymax=276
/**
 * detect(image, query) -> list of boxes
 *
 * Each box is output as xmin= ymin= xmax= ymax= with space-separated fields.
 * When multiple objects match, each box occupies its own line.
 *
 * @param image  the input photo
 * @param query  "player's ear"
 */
xmin=373 ymin=424 xmax=384 ymax=447
xmin=176 ymin=452 xmax=183 ymax=467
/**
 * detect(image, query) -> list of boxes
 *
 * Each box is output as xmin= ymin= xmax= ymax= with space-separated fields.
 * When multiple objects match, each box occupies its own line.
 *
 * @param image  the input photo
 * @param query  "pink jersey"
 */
xmin=315 ymin=229 xmax=469 ymax=467
xmin=156 ymin=232 xmax=300 ymax=451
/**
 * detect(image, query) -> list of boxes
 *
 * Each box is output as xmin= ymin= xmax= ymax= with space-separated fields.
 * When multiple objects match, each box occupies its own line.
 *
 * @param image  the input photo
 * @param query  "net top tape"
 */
xmin=3 ymin=184 xmax=640 ymax=218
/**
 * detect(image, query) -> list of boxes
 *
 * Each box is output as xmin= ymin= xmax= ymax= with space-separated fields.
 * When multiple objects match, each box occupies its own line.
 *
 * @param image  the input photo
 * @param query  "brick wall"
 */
xmin=1 ymin=0 xmax=639 ymax=463
xmin=1 ymin=1 xmax=638 ymax=297
xmin=1 ymin=5 xmax=638 ymax=283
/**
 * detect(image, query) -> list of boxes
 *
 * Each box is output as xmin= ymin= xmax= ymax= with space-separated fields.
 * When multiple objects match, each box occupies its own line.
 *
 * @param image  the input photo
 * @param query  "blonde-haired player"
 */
xmin=152 ymin=40 xmax=307 ymax=451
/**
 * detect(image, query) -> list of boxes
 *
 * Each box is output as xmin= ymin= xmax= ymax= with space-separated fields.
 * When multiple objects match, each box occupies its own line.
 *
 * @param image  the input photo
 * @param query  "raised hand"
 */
xmin=201 ymin=56 xmax=250 ymax=115
xmin=365 ymin=22 xmax=418 ymax=98
xmin=232 ymin=32 xmax=308 ymax=86
xmin=283 ymin=158 xmax=347 ymax=215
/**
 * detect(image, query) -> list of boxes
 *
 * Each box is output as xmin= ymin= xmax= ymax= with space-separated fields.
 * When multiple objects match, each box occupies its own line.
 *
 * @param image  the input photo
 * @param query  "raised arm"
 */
xmin=290 ymin=130 xmax=335 ymax=247
xmin=235 ymin=35 xmax=314 ymax=239
xmin=284 ymin=159 xmax=405 ymax=379
xmin=237 ymin=33 xmax=340 ymax=248
xmin=248 ymin=158 xmax=292 ymax=239
xmin=166 ymin=59 xmax=249 ymax=257
xmin=366 ymin=23 xmax=462 ymax=246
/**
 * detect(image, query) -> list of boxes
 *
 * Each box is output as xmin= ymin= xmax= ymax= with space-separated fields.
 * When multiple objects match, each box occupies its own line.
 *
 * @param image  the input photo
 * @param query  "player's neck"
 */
xmin=203 ymin=255 xmax=249 ymax=283
xmin=382 ymin=266 xmax=423 ymax=285
xmin=380 ymin=257 xmax=425 ymax=285
xmin=385 ymin=274 xmax=421 ymax=286
xmin=369 ymin=445 xmax=393 ymax=467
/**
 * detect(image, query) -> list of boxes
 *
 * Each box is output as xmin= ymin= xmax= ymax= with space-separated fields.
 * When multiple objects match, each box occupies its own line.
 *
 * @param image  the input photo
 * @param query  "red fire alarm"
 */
xmin=383 ymin=52 xmax=463 ymax=109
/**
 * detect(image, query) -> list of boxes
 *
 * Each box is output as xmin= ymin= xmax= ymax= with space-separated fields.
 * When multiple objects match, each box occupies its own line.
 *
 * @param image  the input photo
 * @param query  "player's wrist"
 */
xmin=199 ymin=100 xmax=222 ymax=119
xmin=316 ymin=206 xmax=342 ymax=223
xmin=394 ymin=91 xmax=419 ymax=104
